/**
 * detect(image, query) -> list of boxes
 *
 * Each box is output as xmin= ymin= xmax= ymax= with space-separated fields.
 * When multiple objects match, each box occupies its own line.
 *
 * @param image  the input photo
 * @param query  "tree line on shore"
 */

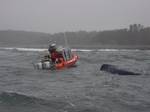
xmin=0 ymin=24 xmax=150 ymax=48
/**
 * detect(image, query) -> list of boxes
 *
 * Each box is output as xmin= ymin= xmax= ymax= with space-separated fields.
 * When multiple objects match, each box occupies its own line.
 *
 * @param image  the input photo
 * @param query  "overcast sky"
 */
xmin=0 ymin=0 xmax=150 ymax=33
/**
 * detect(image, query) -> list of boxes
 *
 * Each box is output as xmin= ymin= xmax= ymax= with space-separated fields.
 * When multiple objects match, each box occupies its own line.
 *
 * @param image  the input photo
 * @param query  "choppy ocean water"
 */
xmin=0 ymin=47 xmax=150 ymax=112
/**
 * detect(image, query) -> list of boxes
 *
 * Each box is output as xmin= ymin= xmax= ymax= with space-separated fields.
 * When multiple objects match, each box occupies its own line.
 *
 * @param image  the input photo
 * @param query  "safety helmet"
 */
xmin=49 ymin=43 xmax=56 ymax=51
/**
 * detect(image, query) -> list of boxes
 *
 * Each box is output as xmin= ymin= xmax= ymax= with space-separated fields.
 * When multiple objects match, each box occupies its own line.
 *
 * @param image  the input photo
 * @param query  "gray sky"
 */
xmin=0 ymin=0 xmax=150 ymax=33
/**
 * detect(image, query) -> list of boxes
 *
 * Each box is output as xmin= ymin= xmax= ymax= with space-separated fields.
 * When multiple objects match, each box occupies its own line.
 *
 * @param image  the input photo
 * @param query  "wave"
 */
xmin=0 ymin=91 xmax=68 ymax=109
xmin=0 ymin=47 xmax=46 ymax=52
xmin=0 ymin=91 xmax=40 ymax=105
xmin=0 ymin=47 xmax=149 ymax=52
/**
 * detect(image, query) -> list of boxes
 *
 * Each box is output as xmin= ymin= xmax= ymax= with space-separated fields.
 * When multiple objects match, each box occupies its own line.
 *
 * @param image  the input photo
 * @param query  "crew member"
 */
xmin=48 ymin=43 xmax=63 ymax=63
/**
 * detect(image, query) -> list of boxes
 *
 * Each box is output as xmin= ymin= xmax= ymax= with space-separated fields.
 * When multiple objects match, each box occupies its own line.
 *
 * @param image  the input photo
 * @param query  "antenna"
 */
xmin=64 ymin=32 xmax=69 ymax=48
xmin=63 ymin=32 xmax=72 ymax=61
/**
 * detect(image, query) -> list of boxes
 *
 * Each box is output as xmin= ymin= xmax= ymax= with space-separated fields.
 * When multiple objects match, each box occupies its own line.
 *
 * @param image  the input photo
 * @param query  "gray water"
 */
xmin=0 ymin=49 xmax=150 ymax=112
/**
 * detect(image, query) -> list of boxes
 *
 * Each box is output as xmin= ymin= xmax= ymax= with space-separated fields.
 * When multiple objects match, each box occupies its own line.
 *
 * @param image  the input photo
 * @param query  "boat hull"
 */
xmin=55 ymin=54 xmax=78 ymax=69
xmin=34 ymin=54 xmax=78 ymax=70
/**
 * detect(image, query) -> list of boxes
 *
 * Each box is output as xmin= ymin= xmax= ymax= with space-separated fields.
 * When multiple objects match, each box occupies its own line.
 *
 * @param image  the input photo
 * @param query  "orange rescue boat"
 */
xmin=34 ymin=47 xmax=79 ymax=70
xmin=55 ymin=54 xmax=78 ymax=69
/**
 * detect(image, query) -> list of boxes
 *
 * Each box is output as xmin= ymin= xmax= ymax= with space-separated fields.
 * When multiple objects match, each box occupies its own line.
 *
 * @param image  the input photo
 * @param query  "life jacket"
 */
xmin=51 ymin=51 xmax=63 ymax=62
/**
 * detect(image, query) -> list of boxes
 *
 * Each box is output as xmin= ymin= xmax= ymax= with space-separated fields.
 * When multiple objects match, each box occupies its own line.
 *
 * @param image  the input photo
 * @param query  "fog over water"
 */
xmin=0 ymin=1 xmax=150 ymax=112
xmin=0 ymin=0 xmax=150 ymax=33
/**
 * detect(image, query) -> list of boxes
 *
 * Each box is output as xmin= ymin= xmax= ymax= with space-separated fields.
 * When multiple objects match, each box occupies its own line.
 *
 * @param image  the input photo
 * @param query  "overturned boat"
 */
xmin=100 ymin=64 xmax=141 ymax=75
xmin=34 ymin=47 xmax=78 ymax=70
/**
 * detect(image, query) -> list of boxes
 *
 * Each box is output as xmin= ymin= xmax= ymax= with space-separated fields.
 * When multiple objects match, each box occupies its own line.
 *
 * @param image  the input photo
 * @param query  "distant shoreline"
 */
xmin=0 ymin=25 xmax=150 ymax=50
xmin=0 ymin=44 xmax=150 ymax=50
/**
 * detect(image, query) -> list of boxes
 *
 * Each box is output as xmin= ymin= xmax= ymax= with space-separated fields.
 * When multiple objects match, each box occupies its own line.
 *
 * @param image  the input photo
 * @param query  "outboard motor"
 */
xmin=36 ymin=62 xmax=43 ymax=69
xmin=34 ymin=61 xmax=52 ymax=70
xmin=43 ymin=61 xmax=51 ymax=69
